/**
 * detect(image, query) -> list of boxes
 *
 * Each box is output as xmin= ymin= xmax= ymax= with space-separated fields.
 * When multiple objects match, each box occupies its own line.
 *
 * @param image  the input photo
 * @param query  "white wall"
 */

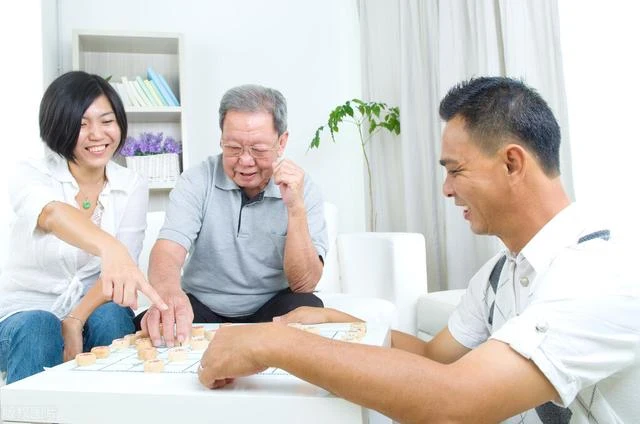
xmin=48 ymin=0 xmax=366 ymax=232
xmin=0 ymin=1 xmax=46 ymax=268
xmin=559 ymin=3 xmax=640 ymax=245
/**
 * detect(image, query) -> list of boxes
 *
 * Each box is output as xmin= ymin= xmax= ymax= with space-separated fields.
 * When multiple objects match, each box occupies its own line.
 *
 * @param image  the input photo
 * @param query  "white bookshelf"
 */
xmin=71 ymin=30 xmax=187 ymax=196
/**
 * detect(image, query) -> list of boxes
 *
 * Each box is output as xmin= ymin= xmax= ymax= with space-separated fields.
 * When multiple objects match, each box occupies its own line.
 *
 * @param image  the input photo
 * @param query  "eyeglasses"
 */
xmin=220 ymin=141 xmax=279 ymax=159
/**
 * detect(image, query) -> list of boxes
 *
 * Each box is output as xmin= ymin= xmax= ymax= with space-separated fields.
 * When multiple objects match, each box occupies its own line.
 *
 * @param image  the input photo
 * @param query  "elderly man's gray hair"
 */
xmin=219 ymin=84 xmax=288 ymax=136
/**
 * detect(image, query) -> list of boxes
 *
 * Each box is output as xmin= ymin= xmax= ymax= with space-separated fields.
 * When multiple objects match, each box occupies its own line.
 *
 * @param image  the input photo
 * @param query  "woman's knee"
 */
xmin=13 ymin=311 xmax=62 ymax=342
xmin=86 ymin=302 xmax=134 ymax=337
xmin=7 ymin=310 xmax=63 ymax=355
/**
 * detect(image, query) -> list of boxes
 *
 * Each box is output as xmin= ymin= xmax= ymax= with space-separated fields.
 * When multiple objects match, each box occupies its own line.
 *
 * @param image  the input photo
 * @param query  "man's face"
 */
xmin=220 ymin=110 xmax=287 ymax=198
xmin=439 ymin=116 xmax=509 ymax=236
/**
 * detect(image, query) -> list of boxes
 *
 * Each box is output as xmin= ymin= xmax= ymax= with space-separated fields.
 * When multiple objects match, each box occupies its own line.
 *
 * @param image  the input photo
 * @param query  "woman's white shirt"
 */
xmin=0 ymin=152 xmax=148 ymax=321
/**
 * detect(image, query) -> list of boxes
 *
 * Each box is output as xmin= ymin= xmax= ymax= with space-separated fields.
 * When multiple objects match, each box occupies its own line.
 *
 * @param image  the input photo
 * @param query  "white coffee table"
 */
xmin=0 ymin=323 xmax=391 ymax=424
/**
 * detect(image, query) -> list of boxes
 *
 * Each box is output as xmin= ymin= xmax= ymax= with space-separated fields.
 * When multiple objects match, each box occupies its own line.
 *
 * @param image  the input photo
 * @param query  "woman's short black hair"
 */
xmin=39 ymin=71 xmax=127 ymax=161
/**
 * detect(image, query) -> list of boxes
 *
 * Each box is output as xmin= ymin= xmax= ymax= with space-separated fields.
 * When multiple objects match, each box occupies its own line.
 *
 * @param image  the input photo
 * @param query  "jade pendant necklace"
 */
xmin=78 ymin=180 xmax=106 ymax=210
xmin=79 ymin=192 xmax=93 ymax=210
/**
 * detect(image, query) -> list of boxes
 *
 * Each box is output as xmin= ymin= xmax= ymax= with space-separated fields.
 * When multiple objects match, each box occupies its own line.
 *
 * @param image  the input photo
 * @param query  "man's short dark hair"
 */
xmin=439 ymin=76 xmax=561 ymax=176
xmin=39 ymin=71 xmax=127 ymax=161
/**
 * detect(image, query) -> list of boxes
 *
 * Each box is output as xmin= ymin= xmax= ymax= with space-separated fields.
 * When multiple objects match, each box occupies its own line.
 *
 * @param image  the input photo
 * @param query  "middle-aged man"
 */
xmin=139 ymin=84 xmax=328 ymax=347
xmin=196 ymin=77 xmax=639 ymax=423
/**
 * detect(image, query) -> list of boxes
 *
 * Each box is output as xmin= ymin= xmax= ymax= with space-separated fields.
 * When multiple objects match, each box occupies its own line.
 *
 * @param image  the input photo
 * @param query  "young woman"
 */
xmin=0 ymin=71 xmax=166 ymax=383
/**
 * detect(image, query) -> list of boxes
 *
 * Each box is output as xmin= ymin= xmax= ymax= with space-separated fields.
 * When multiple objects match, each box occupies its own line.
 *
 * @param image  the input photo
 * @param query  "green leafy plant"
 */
xmin=309 ymin=99 xmax=400 ymax=230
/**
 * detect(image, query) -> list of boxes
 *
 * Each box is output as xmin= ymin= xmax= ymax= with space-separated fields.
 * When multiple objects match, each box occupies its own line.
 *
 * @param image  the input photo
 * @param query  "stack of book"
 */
xmin=110 ymin=67 xmax=180 ymax=108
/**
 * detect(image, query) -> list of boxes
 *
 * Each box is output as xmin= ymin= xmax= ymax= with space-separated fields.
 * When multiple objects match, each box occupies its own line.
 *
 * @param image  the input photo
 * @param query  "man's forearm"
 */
xmin=258 ymin=325 xmax=464 ymax=423
xmin=147 ymin=241 xmax=186 ymax=292
xmin=254 ymin=325 xmax=556 ymax=423
xmin=283 ymin=206 xmax=323 ymax=292
xmin=391 ymin=330 xmax=430 ymax=356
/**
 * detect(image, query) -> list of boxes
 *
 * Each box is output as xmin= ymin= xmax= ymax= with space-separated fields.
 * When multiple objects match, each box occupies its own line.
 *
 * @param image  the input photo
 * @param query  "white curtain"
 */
xmin=359 ymin=0 xmax=573 ymax=291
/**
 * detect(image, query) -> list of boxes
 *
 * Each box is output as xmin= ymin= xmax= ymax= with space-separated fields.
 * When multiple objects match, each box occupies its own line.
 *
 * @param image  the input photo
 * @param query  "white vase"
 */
xmin=125 ymin=153 xmax=180 ymax=187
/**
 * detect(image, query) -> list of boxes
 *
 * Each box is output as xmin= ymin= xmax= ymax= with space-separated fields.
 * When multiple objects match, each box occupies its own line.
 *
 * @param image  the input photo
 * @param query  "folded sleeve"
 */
xmin=447 ymin=256 xmax=503 ymax=348
xmin=491 ymin=245 xmax=640 ymax=406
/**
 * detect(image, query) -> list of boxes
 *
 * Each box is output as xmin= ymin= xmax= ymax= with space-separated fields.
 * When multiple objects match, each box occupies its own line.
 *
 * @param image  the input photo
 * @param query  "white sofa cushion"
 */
xmin=318 ymin=292 xmax=398 ymax=329
xmin=417 ymin=289 xmax=465 ymax=341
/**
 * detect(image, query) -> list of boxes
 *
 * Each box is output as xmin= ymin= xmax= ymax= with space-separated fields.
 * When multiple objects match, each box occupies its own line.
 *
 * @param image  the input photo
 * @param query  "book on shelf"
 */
xmin=110 ymin=82 xmax=133 ymax=107
xmin=144 ymin=79 xmax=169 ymax=106
xmin=108 ymin=72 xmax=180 ymax=109
xmin=135 ymin=76 xmax=159 ymax=106
xmin=121 ymin=76 xmax=145 ymax=107
xmin=131 ymin=78 xmax=153 ymax=107
xmin=147 ymin=67 xmax=180 ymax=106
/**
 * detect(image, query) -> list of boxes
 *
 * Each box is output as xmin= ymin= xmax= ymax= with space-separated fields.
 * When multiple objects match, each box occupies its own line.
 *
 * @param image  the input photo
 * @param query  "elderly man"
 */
xmin=139 ymin=84 xmax=328 ymax=347
xmin=197 ymin=77 xmax=639 ymax=423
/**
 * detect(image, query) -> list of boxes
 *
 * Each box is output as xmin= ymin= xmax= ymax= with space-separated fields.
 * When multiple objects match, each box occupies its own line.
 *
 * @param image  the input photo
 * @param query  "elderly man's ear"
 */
xmin=277 ymin=131 xmax=289 ymax=155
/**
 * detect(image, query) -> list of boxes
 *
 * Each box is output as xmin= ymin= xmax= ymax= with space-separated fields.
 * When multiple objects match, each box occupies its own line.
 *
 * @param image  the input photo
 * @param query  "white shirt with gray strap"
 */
xmin=449 ymin=203 xmax=639 ymax=423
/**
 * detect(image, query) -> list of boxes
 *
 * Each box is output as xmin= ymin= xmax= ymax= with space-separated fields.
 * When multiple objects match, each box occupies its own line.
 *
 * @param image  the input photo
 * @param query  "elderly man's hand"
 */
xmin=272 ymin=158 xmax=305 ymax=210
xmin=141 ymin=288 xmax=193 ymax=347
xmin=198 ymin=324 xmax=272 ymax=389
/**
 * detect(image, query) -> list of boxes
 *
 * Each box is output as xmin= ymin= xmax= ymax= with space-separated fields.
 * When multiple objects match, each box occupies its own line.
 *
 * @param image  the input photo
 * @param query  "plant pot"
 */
xmin=125 ymin=153 xmax=180 ymax=187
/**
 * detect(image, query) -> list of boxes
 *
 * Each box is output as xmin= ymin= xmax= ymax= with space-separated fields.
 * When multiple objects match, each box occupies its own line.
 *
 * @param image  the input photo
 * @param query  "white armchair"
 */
xmin=416 ymin=289 xmax=465 ymax=341
xmin=314 ymin=203 xmax=428 ymax=334
xmin=140 ymin=202 xmax=429 ymax=335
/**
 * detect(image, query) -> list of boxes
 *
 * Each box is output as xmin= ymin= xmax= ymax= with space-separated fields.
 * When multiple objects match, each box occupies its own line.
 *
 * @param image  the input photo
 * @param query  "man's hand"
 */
xmin=198 ymin=324 xmax=271 ymax=389
xmin=62 ymin=318 xmax=84 ymax=362
xmin=272 ymin=158 xmax=305 ymax=209
xmin=141 ymin=289 xmax=193 ymax=347
xmin=100 ymin=243 xmax=168 ymax=312
xmin=273 ymin=306 xmax=362 ymax=325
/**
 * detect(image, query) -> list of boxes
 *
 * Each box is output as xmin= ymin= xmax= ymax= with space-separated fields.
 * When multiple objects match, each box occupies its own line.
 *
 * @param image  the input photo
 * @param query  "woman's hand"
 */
xmin=62 ymin=317 xmax=84 ymax=362
xmin=36 ymin=201 xmax=168 ymax=311
xmin=99 ymin=242 xmax=167 ymax=311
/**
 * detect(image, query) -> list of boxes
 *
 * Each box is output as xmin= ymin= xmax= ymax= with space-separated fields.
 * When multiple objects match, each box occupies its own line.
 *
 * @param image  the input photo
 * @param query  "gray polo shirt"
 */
xmin=159 ymin=154 xmax=328 ymax=317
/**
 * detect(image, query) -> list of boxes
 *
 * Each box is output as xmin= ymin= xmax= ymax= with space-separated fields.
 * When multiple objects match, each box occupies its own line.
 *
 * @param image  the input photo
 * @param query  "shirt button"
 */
xmin=535 ymin=321 xmax=549 ymax=333
xmin=520 ymin=277 xmax=530 ymax=287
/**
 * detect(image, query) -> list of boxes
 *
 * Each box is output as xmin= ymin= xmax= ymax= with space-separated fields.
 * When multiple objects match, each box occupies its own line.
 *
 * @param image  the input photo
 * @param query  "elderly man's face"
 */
xmin=439 ymin=116 xmax=510 ymax=237
xmin=220 ymin=110 xmax=287 ymax=198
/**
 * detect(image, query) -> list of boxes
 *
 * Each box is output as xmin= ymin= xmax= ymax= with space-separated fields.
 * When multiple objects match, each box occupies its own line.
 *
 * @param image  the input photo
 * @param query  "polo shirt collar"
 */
xmin=213 ymin=153 xmax=282 ymax=199
xmin=518 ymin=203 xmax=583 ymax=273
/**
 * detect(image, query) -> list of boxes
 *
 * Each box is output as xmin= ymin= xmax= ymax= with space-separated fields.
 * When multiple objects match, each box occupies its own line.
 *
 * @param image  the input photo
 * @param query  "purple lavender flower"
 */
xmin=162 ymin=136 xmax=182 ymax=154
xmin=120 ymin=132 xmax=182 ymax=156
xmin=120 ymin=136 xmax=139 ymax=156
xmin=145 ymin=132 xmax=163 ymax=154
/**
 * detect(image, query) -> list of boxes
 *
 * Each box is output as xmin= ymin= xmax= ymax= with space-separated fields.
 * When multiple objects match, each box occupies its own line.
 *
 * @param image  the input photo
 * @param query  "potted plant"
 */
xmin=309 ymin=99 xmax=400 ymax=230
xmin=120 ymin=132 xmax=182 ymax=186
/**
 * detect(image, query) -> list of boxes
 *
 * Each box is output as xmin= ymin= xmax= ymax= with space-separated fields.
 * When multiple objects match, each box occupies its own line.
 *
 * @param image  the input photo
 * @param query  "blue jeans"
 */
xmin=0 ymin=302 xmax=134 ymax=384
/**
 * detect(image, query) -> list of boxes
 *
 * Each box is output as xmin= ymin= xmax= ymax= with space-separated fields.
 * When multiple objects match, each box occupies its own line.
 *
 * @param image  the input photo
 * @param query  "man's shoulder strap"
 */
xmin=485 ymin=228 xmax=609 ymax=424
xmin=488 ymin=229 xmax=610 ymax=296
xmin=578 ymin=229 xmax=610 ymax=244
